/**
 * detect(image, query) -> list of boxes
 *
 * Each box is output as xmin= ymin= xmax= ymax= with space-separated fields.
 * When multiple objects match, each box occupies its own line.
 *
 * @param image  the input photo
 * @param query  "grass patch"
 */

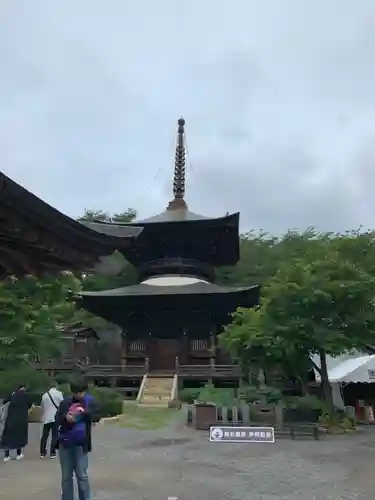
xmin=117 ymin=402 xmax=178 ymax=430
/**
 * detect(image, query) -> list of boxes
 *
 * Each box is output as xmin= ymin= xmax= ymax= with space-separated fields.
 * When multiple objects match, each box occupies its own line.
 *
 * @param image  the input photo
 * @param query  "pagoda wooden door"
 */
xmin=150 ymin=338 xmax=179 ymax=371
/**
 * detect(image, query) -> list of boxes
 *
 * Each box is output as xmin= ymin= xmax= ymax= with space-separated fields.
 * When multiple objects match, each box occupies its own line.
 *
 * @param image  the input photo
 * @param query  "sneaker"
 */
xmin=16 ymin=454 xmax=24 ymax=460
xmin=49 ymin=454 xmax=56 ymax=459
xmin=40 ymin=455 xmax=46 ymax=459
xmin=3 ymin=456 xmax=11 ymax=463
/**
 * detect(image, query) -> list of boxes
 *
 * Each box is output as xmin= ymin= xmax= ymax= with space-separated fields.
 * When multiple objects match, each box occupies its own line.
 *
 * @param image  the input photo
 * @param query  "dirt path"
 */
xmin=0 ymin=423 xmax=374 ymax=499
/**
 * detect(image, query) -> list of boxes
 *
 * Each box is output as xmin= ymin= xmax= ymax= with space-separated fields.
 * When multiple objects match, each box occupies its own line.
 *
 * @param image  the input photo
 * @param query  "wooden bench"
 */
xmin=282 ymin=422 xmax=320 ymax=440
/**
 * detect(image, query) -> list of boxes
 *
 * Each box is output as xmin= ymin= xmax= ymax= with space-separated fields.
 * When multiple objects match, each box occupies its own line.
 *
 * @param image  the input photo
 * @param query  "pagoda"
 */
xmin=78 ymin=118 xmax=260 ymax=376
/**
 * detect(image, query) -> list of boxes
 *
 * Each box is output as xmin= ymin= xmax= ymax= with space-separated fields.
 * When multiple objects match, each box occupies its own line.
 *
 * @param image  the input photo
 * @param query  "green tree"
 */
xmin=78 ymin=208 xmax=137 ymax=223
xmin=0 ymin=273 xmax=81 ymax=365
xmin=216 ymin=228 xmax=326 ymax=287
xmin=78 ymin=209 xmax=112 ymax=222
xmin=222 ymin=233 xmax=375 ymax=408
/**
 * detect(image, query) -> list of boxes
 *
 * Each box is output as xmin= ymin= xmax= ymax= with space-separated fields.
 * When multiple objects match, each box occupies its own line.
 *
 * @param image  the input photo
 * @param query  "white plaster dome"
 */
xmin=141 ymin=275 xmax=209 ymax=287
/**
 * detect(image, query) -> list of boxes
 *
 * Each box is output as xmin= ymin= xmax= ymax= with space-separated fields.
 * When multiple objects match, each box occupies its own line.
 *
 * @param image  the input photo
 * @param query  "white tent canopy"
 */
xmin=313 ymin=353 xmax=375 ymax=383
xmin=311 ymin=353 xmax=375 ymax=410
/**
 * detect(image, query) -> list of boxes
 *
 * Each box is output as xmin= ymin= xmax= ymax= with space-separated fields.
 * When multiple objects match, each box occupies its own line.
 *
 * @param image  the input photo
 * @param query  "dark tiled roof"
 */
xmin=81 ymin=221 xmax=142 ymax=238
xmin=0 ymin=172 xmax=143 ymax=246
xmin=100 ymin=209 xmax=239 ymax=226
xmin=79 ymin=282 xmax=260 ymax=297
xmin=134 ymin=208 xmax=210 ymax=223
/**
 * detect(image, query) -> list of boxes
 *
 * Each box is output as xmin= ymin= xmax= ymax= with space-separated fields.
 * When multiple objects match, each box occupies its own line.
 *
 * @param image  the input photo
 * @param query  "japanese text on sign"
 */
xmin=209 ymin=426 xmax=275 ymax=443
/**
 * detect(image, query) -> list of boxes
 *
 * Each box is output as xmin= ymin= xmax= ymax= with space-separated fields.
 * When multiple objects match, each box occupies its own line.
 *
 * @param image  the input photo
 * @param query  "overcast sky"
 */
xmin=1 ymin=0 xmax=375 ymax=233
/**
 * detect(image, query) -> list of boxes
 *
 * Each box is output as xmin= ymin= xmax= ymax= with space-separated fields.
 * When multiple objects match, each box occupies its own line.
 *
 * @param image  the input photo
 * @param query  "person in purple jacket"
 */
xmin=55 ymin=379 xmax=100 ymax=500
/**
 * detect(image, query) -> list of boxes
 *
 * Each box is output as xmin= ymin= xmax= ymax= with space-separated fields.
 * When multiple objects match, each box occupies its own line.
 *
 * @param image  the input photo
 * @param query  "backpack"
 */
xmin=0 ymin=402 xmax=9 ymax=425
xmin=58 ymin=398 xmax=87 ymax=448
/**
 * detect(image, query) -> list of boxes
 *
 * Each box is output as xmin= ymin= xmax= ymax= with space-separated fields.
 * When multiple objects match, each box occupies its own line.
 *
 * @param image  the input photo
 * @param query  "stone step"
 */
xmin=142 ymin=387 xmax=173 ymax=393
xmin=145 ymin=387 xmax=173 ymax=392
xmin=142 ymin=396 xmax=170 ymax=403
xmin=138 ymin=402 xmax=169 ymax=408
xmin=143 ymin=394 xmax=171 ymax=400
xmin=146 ymin=377 xmax=174 ymax=383
xmin=145 ymin=381 xmax=174 ymax=388
xmin=140 ymin=394 xmax=170 ymax=399
xmin=138 ymin=377 xmax=175 ymax=406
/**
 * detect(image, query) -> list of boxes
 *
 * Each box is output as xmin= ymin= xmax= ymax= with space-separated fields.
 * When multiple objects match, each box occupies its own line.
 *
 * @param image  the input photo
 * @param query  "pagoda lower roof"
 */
xmin=79 ymin=281 xmax=260 ymax=298
xmin=77 ymin=282 xmax=260 ymax=324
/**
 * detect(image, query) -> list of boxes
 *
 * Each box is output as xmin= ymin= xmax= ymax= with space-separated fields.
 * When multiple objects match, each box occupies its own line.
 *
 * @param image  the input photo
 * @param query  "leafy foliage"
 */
xmin=0 ymin=364 xmax=51 ymax=398
xmin=0 ymin=273 xmax=81 ymax=364
xmin=78 ymin=208 xmax=137 ymax=223
xmin=195 ymin=384 xmax=236 ymax=406
xmin=222 ymin=230 xmax=375 ymax=407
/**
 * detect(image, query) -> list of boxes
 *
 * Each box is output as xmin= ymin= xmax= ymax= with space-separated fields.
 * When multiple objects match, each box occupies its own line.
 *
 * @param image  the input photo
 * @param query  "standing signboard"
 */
xmin=209 ymin=426 xmax=275 ymax=443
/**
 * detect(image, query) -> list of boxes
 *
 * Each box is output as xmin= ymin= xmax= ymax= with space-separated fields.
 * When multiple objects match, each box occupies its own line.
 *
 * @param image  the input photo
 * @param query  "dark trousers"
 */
xmin=40 ymin=422 xmax=58 ymax=456
xmin=5 ymin=448 xmax=22 ymax=457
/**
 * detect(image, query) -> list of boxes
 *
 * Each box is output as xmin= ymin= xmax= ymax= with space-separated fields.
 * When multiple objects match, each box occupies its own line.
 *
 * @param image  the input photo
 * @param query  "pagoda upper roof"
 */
xmin=134 ymin=207 xmax=209 ymax=224
xmin=93 ymin=209 xmax=238 ymax=228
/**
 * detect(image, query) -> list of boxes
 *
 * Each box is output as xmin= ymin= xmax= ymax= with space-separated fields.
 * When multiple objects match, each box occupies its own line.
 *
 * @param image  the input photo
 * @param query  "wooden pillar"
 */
xmin=210 ymin=325 xmax=216 ymax=367
xmin=121 ymin=332 xmax=127 ymax=371
xmin=182 ymin=330 xmax=189 ymax=365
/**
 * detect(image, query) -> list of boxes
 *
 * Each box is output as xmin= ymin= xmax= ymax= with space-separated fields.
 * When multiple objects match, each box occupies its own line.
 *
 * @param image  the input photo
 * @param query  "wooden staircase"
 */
xmin=137 ymin=375 xmax=175 ymax=407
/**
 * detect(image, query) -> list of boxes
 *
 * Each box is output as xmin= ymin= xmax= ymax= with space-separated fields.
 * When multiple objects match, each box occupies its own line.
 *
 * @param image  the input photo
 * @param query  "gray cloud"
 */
xmin=1 ymin=0 xmax=375 ymax=233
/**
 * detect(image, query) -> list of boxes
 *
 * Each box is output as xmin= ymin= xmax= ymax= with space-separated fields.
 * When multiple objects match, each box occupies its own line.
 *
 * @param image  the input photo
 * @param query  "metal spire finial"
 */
xmin=173 ymin=117 xmax=186 ymax=199
xmin=167 ymin=117 xmax=187 ymax=210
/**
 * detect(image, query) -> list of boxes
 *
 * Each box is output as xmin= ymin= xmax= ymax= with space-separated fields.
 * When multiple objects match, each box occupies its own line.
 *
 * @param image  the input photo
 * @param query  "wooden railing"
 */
xmin=33 ymin=358 xmax=149 ymax=378
xmin=85 ymin=363 xmax=147 ymax=378
xmin=177 ymin=364 xmax=241 ymax=378
xmin=32 ymin=358 xmax=79 ymax=371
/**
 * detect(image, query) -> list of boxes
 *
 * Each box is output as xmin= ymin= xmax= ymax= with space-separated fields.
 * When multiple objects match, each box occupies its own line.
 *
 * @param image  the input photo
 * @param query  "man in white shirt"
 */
xmin=40 ymin=383 xmax=63 ymax=458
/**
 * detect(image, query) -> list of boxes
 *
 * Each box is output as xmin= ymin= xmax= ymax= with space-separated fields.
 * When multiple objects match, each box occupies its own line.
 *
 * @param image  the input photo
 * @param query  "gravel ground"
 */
xmin=0 ymin=416 xmax=374 ymax=500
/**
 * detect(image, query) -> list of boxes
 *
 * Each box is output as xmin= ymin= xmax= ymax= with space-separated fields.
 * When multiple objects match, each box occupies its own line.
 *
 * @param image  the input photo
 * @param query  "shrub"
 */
xmin=179 ymin=388 xmax=200 ymax=404
xmin=238 ymin=385 xmax=259 ymax=404
xmin=196 ymin=384 xmax=236 ymax=406
xmin=238 ymin=385 xmax=283 ymax=405
xmin=55 ymin=373 xmax=71 ymax=385
xmin=258 ymin=386 xmax=283 ymax=405
xmin=287 ymin=395 xmax=323 ymax=411
xmin=90 ymin=386 xmax=123 ymax=417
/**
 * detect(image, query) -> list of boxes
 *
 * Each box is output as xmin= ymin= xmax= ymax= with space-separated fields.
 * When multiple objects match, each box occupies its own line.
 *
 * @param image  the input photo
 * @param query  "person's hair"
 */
xmin=18 ymin=383 xmax=26 ymax=390
xmin=70 ymin=377 xmax=88 ymax=394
